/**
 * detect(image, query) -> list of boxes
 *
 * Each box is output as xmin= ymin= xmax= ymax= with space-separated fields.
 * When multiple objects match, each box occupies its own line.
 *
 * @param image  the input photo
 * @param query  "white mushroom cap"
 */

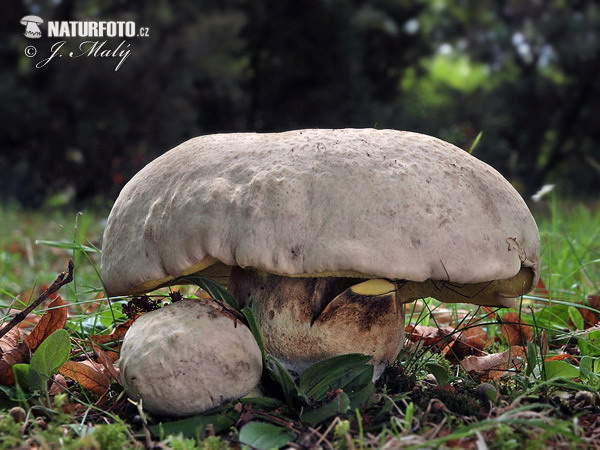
xmin=20 ymin=15 xmax=43 ymax=25
xmin=101 ymin=129 xmax=539 ymax=304
xmin=119 ymin=300 xmax=263 ymax=416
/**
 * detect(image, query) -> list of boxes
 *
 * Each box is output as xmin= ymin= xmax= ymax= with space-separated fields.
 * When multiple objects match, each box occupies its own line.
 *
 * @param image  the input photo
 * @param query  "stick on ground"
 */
xmin=0 ymin=259 xmax=74 ymax=340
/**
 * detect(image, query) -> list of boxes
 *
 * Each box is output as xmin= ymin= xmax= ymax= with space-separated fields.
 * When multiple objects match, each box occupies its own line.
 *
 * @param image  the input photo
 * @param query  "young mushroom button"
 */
xmin=102 ymin=129 xmax=540 ymax=379
xmin=119 ymin=300 xmax=263 ymax=416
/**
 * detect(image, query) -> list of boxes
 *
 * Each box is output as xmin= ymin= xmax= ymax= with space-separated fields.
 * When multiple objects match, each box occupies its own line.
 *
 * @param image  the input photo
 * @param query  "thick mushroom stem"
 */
xmin=229 ymin=267 xmax=404 ymax=379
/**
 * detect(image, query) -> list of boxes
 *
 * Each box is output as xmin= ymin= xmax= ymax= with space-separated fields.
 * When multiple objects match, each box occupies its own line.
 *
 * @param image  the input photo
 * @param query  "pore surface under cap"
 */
xmin=101 ymin=129 xmax=540 ymax=295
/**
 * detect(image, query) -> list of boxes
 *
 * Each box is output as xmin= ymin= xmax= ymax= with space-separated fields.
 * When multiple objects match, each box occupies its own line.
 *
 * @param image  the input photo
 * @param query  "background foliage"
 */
xmin=1 ymin=0 xmax=599 ymax=205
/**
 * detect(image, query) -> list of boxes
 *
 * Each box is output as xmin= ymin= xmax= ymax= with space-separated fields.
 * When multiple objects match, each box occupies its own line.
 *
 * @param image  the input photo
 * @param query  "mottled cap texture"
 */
xmin=101 ymin=129 xmax=540 ymax=295
xmin=120 ymin=299 xmax=263 ymax=416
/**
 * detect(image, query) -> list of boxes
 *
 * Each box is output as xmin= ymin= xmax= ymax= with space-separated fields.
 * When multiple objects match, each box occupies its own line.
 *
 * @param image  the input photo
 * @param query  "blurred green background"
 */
xmin=1 ymin=0 xmax=599 ymax=207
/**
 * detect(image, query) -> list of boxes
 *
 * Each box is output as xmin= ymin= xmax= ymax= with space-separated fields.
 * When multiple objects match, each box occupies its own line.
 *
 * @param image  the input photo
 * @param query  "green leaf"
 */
xmin=152 ymin=414 xmax=233 ymax=439
xmin=348 ymin=382 xmax=376 ymax=410
xmin=241 ymin=306 xmax=265 ymax=357
xmin=526 ymin=342 xmax=540 ymax=376
xmin=426 ymin=362 xmax=450 ymax=386
xmin=301 ymin=392 xmax=350 ymax=425
xmin=180 ymin=275 xmax=240 ymax=310
xmin=265 ymin=356 xmax=304 ymax=407
xmin=12 ymin=364 xmax=31 ymax=391
xmin=35 ymin=239 xmax=99 ymax=253
xmin=568 ymin=306 xmax=584 ymax=330
xmin=0 ymin=385 xmax=16 ymax=398
xmin=331 ymin=364 xmax=373 ymax=403
xmin=298 ymin=354 xmax=371 ymax=402
xmin=577 ymin=330 xmax=600 ymax=356
xmin=99 ymin=303 xmax=126 ymax=328
xmin=468 ymin=131 xmax=483 ymax=154
xmin=580 ymin=356 xmax=593 ymax=377
xmin=29 ymin=329 xmax=71 ymax=391
xmin=238 ymin=422 xmax=296 ymax=450
xmin=543 ymin=360 xmax=580 ymax=380
xmin=239 ymin=397 xmax=283 ymax=410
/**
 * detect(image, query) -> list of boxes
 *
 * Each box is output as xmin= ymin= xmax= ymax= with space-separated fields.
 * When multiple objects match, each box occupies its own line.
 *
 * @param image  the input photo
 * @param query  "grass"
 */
xmin=0 ymin=198 xmax=598 ymax=449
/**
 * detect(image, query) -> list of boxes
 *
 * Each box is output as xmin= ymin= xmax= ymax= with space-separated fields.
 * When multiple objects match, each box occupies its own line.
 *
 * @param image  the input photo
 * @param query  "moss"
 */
xmin=90 ymin=423 xmax=129 ymax=450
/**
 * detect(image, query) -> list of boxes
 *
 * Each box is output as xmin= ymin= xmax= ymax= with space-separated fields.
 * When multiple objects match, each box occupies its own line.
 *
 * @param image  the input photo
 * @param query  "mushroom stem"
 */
xmin=229 ymin=267 xmax=404 ymax=379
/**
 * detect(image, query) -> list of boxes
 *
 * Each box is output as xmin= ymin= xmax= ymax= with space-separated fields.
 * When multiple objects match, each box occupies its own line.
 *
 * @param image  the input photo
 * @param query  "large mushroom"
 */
xmin=102 ymin=129 xmax=539 ymax=378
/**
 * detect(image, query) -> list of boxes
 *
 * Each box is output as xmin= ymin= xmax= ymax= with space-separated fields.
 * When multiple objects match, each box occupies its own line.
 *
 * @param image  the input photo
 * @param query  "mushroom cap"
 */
xmin=20 ymin=15 xmax=43 ymax=24
xmin=119 ymin=299 xmax=263 ymax=416
xmin=101 ymin=129 xmax=539 ymax=297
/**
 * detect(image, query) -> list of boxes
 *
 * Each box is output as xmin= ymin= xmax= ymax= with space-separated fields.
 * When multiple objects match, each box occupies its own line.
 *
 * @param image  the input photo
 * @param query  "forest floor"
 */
xmin=0 ymin=199 xmax=598 ymax=449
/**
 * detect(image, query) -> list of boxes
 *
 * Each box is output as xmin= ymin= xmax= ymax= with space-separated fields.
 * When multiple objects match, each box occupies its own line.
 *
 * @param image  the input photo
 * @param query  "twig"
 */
xmin=131 ymin=399 xmax=154 ymax=449
xmin=0 ymin=259 xmax=74 ymax=340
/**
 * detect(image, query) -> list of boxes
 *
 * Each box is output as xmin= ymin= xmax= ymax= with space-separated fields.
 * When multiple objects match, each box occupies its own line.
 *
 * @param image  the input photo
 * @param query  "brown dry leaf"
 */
xmin=92 ymin=344 xmax=121 ymax=384
xmin=0 ymin=329 xmax=31 ymax=385
xmin=544 ymin=354 xmax=579 ymax=364
xmin=104 ymin=350 xmax=119 ymax=364
xmin=587 ymin=295 xmax=600 ymax=311
xmin=448 ymin=320 xmax=490 ymax=359
xmin=533 ymin=277 xmax=550 ymax=299
xmin=406 ymin=322 xmax=489 ymax=359
xmin=461 ymin=346 xmax=526 ymax=380
xmin=461 ymin=322 xmax=490 ymax=350
xmin=90 ymin=319 xmax=134 ymax=345
xmin=25 ymin=296 xmax=67 ymax=352
xmin=406 ymin=325 xmax=453 ymax=347
xmin=0 ymin=328 xmax=21 ymax=353
xmin=59 ymin=361 xmax=110 ymax=397
xmin=17 ymin=313 xmax=42 ymax=331
xmin=499 ymin=312 xmax=533 ymax=346
xmin=48 ymin=374 xmax=68 ymax=395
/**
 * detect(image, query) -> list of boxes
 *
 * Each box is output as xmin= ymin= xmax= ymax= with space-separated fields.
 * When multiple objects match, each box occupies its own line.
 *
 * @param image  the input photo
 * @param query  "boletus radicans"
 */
xmin=120 ymin=299 xmax=262 ymax=416
xmin=103 ymin=129 xmax=539 ymax=386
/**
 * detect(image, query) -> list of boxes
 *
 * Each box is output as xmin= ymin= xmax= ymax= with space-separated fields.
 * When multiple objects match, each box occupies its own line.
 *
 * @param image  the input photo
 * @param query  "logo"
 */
xmin=19 ymin=16 xmax=149 ymax=72
xmin=21 ymin=16 xmax=43 ymax=39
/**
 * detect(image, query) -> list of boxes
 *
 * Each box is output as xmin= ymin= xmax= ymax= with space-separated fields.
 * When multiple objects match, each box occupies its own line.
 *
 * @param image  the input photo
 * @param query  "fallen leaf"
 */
xmin=48 ymin=373 xmax=68 ymax=395
xmin=90 ymin=319 xmax=134 ymax=345
xmin=449 ymin=320 xmax=490 ymax=358
xmin=405 ymin=325 xmax=453 ymax=348
xmin=0 ymin=329 xmax=31 ymax=385
xmin=406 ymin=323 xmax=488 ymax=359
xmin=499 ymin=313 xmax=533 ymax=347
xmin=59 ymin=361 xmax=110 ymax=397
xmin=25 ymin=296 xmax=67 ymax=352
xmin=544 ymin=354 xmax=579 ymax=364
xmin=92 ymin=344 xmax=121 ymax=384
xmin=0 ymin=328 xmax=21 ymax=353
xmin=533 ymin=277 xmax=550 ymax=299
xmin=460 ymin=346 xmax=526 ymax=380
xmin=17 ymin=313 xmax=41 ymax=331
xmin=587 ymin=295 xmax=600 ymax=311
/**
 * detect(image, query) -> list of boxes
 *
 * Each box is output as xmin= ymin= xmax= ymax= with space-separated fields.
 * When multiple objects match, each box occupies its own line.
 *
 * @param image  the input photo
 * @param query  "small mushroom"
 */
xmin=119 ymin=300 xmax=263 ymax=416
xmin=20 ymin=16 xmax=43 ymax=39
xmin=102 ymin=129 xmax=540 ymax=378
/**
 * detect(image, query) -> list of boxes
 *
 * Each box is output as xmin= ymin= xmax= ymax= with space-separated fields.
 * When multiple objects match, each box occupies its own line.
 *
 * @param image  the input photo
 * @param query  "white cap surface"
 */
xmin=101 ymin=129 xmax=539 ymax=296
xmin=120 ymin=300 xmax=263 ymax=416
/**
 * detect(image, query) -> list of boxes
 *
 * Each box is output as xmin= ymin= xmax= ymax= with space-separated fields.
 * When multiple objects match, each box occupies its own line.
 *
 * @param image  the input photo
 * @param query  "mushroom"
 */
xmin=20 ymin=16 xmax=43 ymax=39
xmin=119 ymin=299 xmax=263 ymax=416
xmin=102 ymin=129 xmax=539 ymax=378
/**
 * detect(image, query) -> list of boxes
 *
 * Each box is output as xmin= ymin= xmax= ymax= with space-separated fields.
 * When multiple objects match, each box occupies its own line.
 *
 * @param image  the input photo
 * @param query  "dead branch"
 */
xmin=0 ymin=259 xmax=74 ymax=341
